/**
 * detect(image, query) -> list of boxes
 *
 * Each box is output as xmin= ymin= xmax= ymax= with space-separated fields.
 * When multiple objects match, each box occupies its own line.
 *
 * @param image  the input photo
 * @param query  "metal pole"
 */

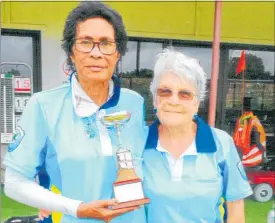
xmin=3 ymin=85 xmax=7 ymax=133
xmin=241 ymin=70 xmax=245 ymax=114
xmin=208 ymin=0 xmax=222 ymax=127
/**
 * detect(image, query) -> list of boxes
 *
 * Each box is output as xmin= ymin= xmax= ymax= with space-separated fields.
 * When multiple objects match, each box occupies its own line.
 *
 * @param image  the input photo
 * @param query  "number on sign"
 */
xmin=16 ymin=98 xmax=20 ymax=108
xmin=14 ymin=96 xmax=30 ymax=113
xmin=15 ymin=79 xmax=20 ymax=89
xmin=24 ymin=98 xmax=29 ymax=106
xmin=14 ymin=78 xmax=31 ymax=93
xmin=23 ymin=79 xmax=30 ymax=88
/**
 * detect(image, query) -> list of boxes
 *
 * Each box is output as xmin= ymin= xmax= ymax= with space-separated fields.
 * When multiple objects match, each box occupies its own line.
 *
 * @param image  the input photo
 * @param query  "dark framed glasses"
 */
xmin=157 ymin=88 xmax=197 ymax=100
xmin=74 ymin=38 xmax=117 ymax=55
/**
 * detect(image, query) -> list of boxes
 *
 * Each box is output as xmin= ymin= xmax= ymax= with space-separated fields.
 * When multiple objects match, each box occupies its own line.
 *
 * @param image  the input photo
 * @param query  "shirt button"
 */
xmin=97 ymin=110 xmax=106 ymax=119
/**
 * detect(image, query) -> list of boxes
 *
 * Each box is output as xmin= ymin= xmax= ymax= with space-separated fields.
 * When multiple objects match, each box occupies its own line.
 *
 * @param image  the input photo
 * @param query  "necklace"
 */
xmin=83 ymin=114 xmax=97 ymax=138
xmin=83 ymin=110 xmax=107 ymax=139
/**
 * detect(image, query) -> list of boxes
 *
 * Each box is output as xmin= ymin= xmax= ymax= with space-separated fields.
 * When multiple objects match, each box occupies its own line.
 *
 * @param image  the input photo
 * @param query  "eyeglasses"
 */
xmin=156 ymin=88 xmax=197 ymax=100
xmin=74 ymin=38 xmax=117 ymax=55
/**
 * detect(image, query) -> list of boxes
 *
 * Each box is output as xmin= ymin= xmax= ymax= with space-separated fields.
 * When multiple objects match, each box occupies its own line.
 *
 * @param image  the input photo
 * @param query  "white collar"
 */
xmin=156 ymin=140 xmax=197 ymax=158
xmin=71 ymin=74 xmax=114 ymax=117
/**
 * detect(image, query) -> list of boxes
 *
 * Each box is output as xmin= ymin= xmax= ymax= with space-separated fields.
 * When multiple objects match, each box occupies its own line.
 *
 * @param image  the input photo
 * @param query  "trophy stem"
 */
xmin=114 ymin=122 xmax=122 ymax=147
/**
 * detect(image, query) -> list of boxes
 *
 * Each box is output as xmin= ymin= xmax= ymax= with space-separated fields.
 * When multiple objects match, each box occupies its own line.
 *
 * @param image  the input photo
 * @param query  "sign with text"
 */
xmin=15 ymin=115 xmax=21 ymax=127
xmin=15 ymin=96 xmax=30 ymax=113
xmin=14 ymin=77 xmax=31 ymax=93
xmin=1 ymin=133 xmax=13 ymax=144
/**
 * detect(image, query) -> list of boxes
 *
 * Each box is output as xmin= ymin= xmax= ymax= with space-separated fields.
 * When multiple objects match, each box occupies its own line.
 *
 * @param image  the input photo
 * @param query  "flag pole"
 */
xmin=208 ymin=0 xmax=222 ymax=127
xmin=241 ymin=70 xmax=245 ymax=114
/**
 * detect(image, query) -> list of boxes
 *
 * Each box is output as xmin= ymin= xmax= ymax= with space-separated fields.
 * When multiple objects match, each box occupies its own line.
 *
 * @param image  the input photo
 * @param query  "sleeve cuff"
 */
xmin=225 ymin=188 xmax=253 ymax=202
xmin=64 ymin=198 xmax=83 ymax=218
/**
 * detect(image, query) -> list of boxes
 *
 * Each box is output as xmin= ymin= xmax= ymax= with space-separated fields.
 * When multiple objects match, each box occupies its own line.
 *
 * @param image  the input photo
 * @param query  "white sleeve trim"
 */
xmin=4 ymin=168 xmax=82 ymax=217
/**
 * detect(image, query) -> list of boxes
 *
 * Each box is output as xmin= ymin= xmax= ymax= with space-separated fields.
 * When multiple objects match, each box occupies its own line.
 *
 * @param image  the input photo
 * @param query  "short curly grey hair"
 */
xmin=150 ymin=49 xmax=207 ymax=101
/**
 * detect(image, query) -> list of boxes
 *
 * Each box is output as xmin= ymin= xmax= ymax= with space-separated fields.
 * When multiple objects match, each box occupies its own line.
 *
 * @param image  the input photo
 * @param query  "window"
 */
xmin=118 ymin=40 xmax=163 ymax=121
xmin=118 ymin=41 xmax=138 ymax=75
xmin=222 ymin=49 xmax=274 ymax=156
xmin=134 ymin=42 xmax=163 ymax=121
xmin=139 ymin=42 xmax=163 ymax=71
xmin=0 ymin=29 xmax=41 ymax=144
xmin=118 ymin=41 xmax=138 ymax=89
xmin=1 ymin=29 xmax=41 ymax=92
xmin=173 ymin=46 xmax=213 ymax=79
xmin=173 ymin=45 xmax=213 ymax=120
xmin=117 ymin=37 xmax=275 ymax=148
xmin=1 ymin=36 xmax=33 ymax=76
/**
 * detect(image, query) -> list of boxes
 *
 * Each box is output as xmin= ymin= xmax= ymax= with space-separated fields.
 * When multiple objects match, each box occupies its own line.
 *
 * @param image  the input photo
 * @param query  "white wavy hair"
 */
xmin=150 ymin=48 xmax=207 ymax=101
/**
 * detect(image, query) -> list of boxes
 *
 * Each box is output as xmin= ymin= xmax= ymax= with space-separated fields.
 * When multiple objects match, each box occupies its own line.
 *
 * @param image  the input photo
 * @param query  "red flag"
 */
xmin=236 ymin=50 xmax=246 ymax=75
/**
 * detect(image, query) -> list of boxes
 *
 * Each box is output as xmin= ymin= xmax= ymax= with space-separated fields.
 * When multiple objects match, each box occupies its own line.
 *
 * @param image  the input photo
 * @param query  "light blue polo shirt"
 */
xmin=4 ymin=75 xmax=148 ymax=223
xmin=143 ymin=116 xmax=253 ymax=223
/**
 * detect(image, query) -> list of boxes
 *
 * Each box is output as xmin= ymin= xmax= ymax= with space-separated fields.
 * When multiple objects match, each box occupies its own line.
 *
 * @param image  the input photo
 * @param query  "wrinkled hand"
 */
xmin=38 ymin=199 xmax=139 ymax=222
xmin=77 ymin=199 xmax=139 ymax=222
xmin=38 ymin=209 xmax=51 ymax=221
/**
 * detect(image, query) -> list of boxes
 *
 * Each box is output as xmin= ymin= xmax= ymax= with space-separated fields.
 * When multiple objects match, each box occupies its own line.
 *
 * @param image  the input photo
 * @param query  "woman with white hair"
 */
xmin=143 ymin=49 xmax=252 ymax=223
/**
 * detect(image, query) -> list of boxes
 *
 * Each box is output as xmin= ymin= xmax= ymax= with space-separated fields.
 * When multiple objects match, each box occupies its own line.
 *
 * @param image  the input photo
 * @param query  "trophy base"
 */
xmin=112 ymin=178 xmax=150 ymax=209
xmin=111 ymin=198 xmax=150 ymax=210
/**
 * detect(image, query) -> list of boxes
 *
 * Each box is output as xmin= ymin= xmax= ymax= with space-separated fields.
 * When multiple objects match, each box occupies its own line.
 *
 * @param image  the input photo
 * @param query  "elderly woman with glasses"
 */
xmin=3 ymin=2 xmax=147 ymax=223
xmin=143 ymin=49 xmax=253 ymax=223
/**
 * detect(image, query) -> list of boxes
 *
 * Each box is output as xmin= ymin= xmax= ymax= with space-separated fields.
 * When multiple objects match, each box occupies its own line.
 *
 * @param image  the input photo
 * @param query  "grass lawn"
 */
xmin=1 ymin=191 xmax=38 ymax=222
xmin=1 ymin=191 xmax=274 ymax=223
xmin=245 ymin=198 xmax=273 ymax=223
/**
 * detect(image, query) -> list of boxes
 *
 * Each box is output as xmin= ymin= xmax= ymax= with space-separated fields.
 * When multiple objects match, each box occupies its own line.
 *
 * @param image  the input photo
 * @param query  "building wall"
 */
xmin=2 ymin=1 xmax=274 ymax=43
xmin=108 ymin=1 xmax=274 ymax=44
